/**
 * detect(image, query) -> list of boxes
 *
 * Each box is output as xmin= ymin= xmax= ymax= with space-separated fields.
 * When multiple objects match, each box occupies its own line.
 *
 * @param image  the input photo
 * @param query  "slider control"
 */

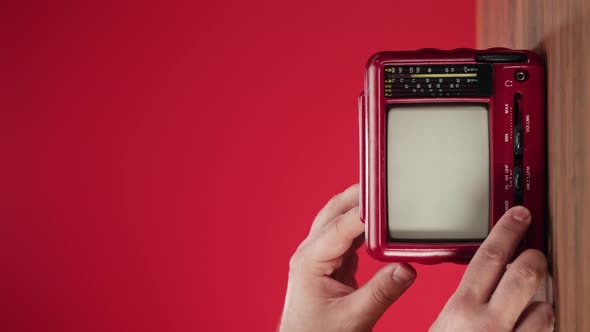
xmin=514 ymin=124 xmax=523 ymax=156
xmin=514 ymin=165 xmax=524 ymax=204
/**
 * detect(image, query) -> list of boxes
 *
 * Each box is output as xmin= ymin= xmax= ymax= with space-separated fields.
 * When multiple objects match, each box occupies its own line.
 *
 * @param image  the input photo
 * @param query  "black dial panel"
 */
xmin=383 ymin=64 xmax=493 ymax=98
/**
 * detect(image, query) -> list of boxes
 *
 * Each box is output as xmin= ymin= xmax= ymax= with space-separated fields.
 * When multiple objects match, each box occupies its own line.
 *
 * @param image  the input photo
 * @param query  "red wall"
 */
xmin=2 ymin=0 xmax=475 ymax=331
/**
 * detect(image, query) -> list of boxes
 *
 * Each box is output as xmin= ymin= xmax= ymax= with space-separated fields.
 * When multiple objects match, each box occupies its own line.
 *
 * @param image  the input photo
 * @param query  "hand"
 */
xmin=279 ymin=184 xmax=416 ymax=332
xmin=430 ymin=206 xmax=554 ymax=331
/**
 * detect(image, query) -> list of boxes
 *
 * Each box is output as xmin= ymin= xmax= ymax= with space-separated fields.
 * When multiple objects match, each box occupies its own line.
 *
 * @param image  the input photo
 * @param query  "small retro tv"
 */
xmin=359 ymin=48 xmax=545 ymax=263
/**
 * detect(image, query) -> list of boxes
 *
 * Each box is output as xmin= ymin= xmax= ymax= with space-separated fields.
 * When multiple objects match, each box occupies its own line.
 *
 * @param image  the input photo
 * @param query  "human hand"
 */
xmin=278 ymin=184 xmax=416 ymax=332
xmin=430 ymin=206 xmax=554 ymax=331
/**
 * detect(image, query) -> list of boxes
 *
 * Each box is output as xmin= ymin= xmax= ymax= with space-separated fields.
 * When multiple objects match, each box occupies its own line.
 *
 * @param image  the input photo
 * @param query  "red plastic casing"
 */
xmin=359 ymin=48 xmax=545 ymax=263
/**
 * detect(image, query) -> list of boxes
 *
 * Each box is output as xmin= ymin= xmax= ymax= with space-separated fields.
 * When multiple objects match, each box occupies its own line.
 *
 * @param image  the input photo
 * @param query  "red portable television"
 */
xmin=359 ymin=48 xmax=545 ymax=263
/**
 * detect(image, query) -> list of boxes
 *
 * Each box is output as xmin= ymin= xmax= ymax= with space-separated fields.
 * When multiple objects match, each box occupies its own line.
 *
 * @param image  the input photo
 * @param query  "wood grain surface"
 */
xmin=478 ymin=0 xmax=590 ymax=331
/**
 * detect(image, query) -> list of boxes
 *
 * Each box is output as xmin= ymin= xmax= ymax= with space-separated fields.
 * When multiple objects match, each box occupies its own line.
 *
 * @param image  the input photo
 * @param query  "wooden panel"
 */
xmin=478 ymin=1 xmax=590 ymax=331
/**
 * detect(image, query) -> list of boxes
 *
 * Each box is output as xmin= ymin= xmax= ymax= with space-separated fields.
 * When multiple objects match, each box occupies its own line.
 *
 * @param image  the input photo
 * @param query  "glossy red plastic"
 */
xmin=360 ymin=48 xmax=545 ymax=263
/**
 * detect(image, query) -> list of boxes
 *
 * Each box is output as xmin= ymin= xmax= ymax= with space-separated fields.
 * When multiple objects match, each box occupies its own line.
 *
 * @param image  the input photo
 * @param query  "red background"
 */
xmin=2 ymin=0 xmax=475 ymax=330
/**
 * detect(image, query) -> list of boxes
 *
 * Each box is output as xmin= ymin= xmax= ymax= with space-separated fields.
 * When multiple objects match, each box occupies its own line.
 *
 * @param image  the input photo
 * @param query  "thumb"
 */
xmin=345 ymin=263 xmax=416 ymax=327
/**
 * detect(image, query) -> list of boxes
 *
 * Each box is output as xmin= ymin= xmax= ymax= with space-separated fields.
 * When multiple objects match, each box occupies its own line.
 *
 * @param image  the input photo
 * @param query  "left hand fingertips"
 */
xmin=304 ymin=206 xmax=363 ymax=274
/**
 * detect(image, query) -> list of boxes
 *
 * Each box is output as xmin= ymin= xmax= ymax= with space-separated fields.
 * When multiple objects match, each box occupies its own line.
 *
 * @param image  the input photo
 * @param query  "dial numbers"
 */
xmin=383 ymin=64 xmax=493 ymax=98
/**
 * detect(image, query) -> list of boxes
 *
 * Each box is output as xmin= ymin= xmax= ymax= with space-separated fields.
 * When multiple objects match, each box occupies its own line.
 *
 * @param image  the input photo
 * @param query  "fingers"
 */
xmin=532 ymin=275 xmax=554 ymax=304
xmin=515 ymin=301 xmax=555 ymax=332
xmin=330 ymin=248 xmax=360 ymax=289
xmin=290 ymin=185 xmax=362 ymax=277
xmin=305 ymin=206 xmax=364 ymax=274
xmin=344 ymin=263 xmax=416 ymax=327
xmin=489 ymin=249 xmax=548 ymax=325
xmin=310 ymin=184 xmax=359 ymax=235
xmin=457 ymin=206 xmax=531 ymax=303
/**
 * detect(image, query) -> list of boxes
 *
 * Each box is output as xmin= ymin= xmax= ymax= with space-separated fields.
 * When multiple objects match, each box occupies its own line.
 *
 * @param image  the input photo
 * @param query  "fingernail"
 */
xmin=512 ymin=207 xmax=530 ymax=222
xmin=392 ymin=264 xmax=415 ymax=285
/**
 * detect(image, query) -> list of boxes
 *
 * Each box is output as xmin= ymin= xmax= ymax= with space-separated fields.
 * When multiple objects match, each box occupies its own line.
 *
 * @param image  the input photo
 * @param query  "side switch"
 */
xmin=359 ymin=92 xmax=366 ymax=223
